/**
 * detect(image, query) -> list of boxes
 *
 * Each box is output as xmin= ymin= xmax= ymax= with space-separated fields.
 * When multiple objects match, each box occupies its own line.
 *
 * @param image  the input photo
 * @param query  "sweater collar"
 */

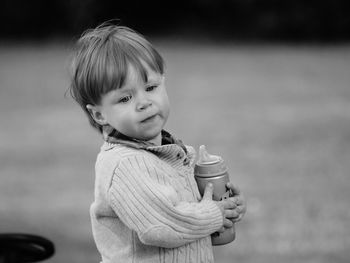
xmin=101 ymin=125 xmax=187 ymax=154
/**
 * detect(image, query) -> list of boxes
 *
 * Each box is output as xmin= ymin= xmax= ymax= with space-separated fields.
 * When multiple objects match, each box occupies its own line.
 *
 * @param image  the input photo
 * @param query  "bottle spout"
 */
xmin=198 ymin=145 xmax=222 ymax=165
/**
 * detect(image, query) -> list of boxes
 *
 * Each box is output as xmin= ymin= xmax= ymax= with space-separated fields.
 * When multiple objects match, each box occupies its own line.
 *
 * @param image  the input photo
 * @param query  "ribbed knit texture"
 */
xmin=90 ymin=141 xmax=223 ymax=263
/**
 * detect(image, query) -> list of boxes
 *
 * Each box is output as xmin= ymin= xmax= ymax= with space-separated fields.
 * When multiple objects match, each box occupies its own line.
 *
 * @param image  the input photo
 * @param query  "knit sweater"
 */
xmin=90 ymin=132 xmax=224 ymax=263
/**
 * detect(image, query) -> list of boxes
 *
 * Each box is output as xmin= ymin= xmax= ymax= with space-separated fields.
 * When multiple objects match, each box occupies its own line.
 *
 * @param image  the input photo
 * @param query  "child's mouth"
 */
xmin=141 ymin=114 xmax=158 ymax=123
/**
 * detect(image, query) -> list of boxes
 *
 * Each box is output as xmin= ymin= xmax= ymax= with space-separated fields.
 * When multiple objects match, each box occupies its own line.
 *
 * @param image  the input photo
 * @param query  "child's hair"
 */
xmin=69 ymin=22 xmax=165 ymax=133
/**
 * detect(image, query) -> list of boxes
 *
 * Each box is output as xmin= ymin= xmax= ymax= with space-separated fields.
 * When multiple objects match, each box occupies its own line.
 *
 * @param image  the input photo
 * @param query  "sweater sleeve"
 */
xmin=107 ymin=154 xmax=223 ymax=248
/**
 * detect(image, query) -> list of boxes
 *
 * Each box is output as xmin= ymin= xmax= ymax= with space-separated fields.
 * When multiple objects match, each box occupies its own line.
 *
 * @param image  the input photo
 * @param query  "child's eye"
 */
xmin=118 ymin=95 xmax=132 ymax=103
xmin=146 ymin=85 xmax=158 ymax=92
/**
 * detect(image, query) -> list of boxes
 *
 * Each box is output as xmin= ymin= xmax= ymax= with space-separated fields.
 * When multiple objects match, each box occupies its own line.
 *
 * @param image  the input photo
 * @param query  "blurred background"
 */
xmin=1 ymin=0 xmax=350 ymax=263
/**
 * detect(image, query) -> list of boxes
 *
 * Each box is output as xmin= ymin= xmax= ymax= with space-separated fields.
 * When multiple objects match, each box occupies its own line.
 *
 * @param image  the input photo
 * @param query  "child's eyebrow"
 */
xmin=118 ymin=85 xmax=134 ymax=93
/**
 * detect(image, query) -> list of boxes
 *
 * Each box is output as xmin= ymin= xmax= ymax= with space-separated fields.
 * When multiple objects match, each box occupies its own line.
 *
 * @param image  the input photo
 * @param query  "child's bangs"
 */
xmin=100 ymin=43 xmax=127 ymax=95
xmin=94 ymin=28 xmax=165 ymax=98
xmin=124 ymin=34 xmax=165 ymax=81
xmin=103 ymin=40 xmax=164 ymax=93
xmin=126 ymin=47 xmax=164 ymax=83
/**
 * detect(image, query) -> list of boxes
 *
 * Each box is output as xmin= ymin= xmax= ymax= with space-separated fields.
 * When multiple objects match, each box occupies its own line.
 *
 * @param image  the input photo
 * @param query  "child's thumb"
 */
xmin=202 ymin=183 xmax=213 ymax=200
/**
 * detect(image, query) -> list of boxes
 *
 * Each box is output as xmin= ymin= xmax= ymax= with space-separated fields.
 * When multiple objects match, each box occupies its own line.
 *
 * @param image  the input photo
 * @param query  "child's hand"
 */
xmin=226 ymin=182 xmax=246 ymax=223
xmin=202 ymin=183 xmax=237 ymax=231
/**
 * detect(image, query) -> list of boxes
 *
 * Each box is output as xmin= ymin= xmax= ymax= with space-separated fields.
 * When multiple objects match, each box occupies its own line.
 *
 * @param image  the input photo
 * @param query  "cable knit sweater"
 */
xmin=90 ymin=131 xmax=224 ymax=263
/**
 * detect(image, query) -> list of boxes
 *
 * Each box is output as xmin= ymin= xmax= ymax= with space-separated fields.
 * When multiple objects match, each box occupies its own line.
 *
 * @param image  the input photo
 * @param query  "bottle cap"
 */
xmin=197 ymin=145 xmax=221 ymax=165
xmin=195 ymin=145 xmax=227 ymax=177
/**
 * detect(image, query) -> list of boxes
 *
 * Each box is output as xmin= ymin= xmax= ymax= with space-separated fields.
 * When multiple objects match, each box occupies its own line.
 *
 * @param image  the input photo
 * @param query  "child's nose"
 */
xmin=136 ymin=95 xmax=152 ymax=111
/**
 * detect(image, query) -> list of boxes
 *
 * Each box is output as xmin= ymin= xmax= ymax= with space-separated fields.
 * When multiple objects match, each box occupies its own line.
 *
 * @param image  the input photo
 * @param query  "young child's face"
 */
xmin=93 ymin=63 xmax=170 ymax=144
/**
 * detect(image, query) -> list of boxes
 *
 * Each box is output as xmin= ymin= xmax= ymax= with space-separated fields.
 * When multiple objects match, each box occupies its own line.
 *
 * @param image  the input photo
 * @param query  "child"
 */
xmin=69 ymin=22 xmax=246 ymax=263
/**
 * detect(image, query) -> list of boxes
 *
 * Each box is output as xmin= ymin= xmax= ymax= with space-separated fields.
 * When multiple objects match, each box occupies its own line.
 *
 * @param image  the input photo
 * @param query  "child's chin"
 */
xmin=141 ymin=131 xmax=161 ymax=142
xmin=141 ymin=126 xmax=162 ymax=138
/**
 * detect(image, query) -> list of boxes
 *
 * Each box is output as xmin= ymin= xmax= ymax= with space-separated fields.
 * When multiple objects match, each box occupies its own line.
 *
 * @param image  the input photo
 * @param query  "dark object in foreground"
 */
xmin=0 ymin=234 xmax=54 ymax=263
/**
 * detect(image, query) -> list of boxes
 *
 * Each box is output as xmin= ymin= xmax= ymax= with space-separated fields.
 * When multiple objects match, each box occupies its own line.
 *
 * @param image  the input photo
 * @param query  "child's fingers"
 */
xmin=229 ymin=201 xmax=247 ymax=222
xmin=202 ymin=183 xmax=213 ymax=200
xmin=223 ymin=199 xmax=236 ymax=210
xmin=231 ymin=195 xmax=243 ymax=205
xmin=224 ymin=209 xmax=239 ymax=219
xmin=226 ymin=182 xmax=241 ymax=196
xmin=217 ymin=226 xmax=226 ymax=233
xmin=231 ymin=213 xmax=244 ymax=223
xmin=223 ymin=218 xmax=234 ymax=229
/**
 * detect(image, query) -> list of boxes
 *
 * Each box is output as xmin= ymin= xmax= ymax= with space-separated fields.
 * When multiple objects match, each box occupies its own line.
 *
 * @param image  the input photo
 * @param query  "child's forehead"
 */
xmin=125 ymin=62 xmax=163 ymax=84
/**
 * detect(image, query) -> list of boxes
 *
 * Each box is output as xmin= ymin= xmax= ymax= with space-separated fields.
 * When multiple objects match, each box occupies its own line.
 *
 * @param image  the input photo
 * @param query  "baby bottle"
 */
xmin=194 ymin=145 xmax=235 ymax=246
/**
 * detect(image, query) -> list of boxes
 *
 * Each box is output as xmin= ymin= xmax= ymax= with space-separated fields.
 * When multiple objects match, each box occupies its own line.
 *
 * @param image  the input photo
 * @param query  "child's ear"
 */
xmin=86 ymin=104 xmax=108 ymax=126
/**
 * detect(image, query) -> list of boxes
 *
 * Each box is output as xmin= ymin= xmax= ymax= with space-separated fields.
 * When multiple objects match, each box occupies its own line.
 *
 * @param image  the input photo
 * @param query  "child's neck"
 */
xmin=147 ymin=133 xmax=162 ymax=146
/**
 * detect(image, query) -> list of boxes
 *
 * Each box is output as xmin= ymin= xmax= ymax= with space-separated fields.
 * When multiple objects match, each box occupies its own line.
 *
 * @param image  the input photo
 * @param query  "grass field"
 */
xmin=0 ymin=40 xmax=350 ymax=263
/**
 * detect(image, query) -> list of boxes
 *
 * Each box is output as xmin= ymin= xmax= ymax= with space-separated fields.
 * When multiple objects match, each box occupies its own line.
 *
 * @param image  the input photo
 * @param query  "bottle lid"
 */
xmin=197 ymin=145 xmax=221 ymax=165
xmin=195 ymin=145 xmax=228 ymax=177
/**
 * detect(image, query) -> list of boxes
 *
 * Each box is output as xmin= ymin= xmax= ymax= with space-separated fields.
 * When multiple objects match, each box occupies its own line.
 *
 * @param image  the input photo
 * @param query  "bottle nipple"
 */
xmin=197 ymin=145 xmax=222 ymax=165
